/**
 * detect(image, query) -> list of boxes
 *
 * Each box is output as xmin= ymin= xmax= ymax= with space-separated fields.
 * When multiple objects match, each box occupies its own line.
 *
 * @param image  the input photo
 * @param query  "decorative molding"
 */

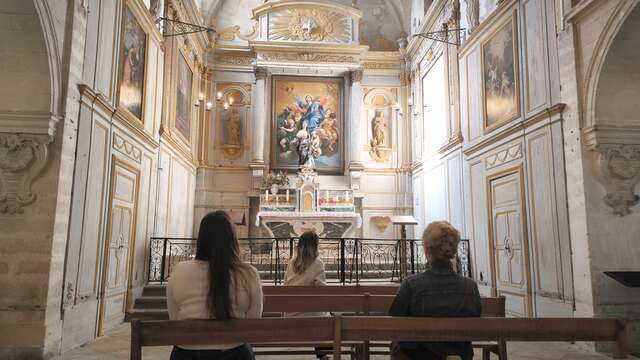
xmin=363 ymin=62 xmax=401 ymax=70
xmin=593 ymin=144 xmax=640 ymax=216
xmin=0 ymin=133 xmax=50 ymax=214
xmin=254 ymin=67 xmax=269 ymax=80
xmin=0 ymin=111 xmax=60 ymax=138
xmin=217 ymin=23 xmax=259 ymax=42
xmin=258 ymin=51 xmax=359 ymax=64
xmin=350 ymin=69 xmax=364 ymax=83
xmin=268 ymin=8 xmax=352 ymax=43
xmin=485 ymin=143 xmax=523 ymax=170
xmin=371 ymin=215 xmax=391 ymax=233
xmin=212 ymin=55 xmax=255 ymax=66
xmin=113 ymin=133 xmax=143 ymax=164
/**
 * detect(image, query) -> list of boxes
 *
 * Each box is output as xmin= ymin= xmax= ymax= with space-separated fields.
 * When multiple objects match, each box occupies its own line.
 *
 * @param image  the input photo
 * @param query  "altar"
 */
xmin=256 ymin=166 xmax=361 ymax=238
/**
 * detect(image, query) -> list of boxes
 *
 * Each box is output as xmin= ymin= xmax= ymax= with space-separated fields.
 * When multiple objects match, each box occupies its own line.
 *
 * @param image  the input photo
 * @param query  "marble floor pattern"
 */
xmin=54 ymin=323 xmax=635 ymax=360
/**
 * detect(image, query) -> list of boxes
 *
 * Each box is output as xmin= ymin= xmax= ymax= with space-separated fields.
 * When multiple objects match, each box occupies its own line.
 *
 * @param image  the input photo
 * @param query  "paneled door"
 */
xmin=99 ymin=158 xmax=139 ymax=334
xmin=487 ymin=167 xmax=532 ymax=316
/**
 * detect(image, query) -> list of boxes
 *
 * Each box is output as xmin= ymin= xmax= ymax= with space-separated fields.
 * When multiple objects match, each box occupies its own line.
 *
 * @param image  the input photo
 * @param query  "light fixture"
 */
xmin=216 ymin=91 xmax=223 ymax=100
xmin=223 ymin=102 xmax=229 ymax=110
xmin=228 ymin=97 xmax=234 ymax=105
xmin=206 ymin=101 xmax=213 ymax=111
xmin=407 ymin=98 xmax=413 ymax=107
xmin=156 ymin=17 xmax=216 ymax=41
xmin=198 ymin=92 xmax=204 ymax=102
xmin=412 ymin=27 xmax=466 ymax=46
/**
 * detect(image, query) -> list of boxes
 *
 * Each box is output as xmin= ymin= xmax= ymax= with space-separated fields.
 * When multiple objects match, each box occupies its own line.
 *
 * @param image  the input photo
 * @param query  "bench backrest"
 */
xmin=131 ymin=316 xmax=628 ymax=360
xmin=262 ymin=285 xmax=400 ymax=295
xmin=263 ymin=294 xmax=505 ymax=317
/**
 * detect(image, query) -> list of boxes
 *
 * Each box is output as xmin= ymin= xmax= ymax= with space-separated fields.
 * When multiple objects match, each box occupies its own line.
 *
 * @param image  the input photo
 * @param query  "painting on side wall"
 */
xmin=175 ymin=53 xmax=193 ymax=141
xmin=118 ymin=6 xmax=147 ymax=121
xmin=272 ymin=76 xmax=343 ymax=173
xmin=482 ymin=15 xmax=519 ymax=131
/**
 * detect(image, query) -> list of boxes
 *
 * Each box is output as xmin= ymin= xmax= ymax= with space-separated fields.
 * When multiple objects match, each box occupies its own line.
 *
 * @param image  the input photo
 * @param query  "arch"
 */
xmin=583 ymin=0 xmax=640 ymax=129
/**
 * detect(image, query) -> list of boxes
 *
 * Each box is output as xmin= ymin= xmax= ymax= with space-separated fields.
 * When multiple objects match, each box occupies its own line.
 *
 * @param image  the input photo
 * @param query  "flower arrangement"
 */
xmin=264 ymin=170 xmax=290 ymax=188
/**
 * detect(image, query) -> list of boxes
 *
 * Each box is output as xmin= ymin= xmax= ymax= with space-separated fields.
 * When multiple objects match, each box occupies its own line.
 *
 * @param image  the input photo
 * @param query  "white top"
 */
xmin=283 ymin=258 xmax=328 ymax=317
xmin=167 ymin=260 xmax=263 ymax=350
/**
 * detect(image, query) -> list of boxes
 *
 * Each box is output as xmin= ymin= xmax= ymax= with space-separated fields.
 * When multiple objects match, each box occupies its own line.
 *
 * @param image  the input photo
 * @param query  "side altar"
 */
xmin=256 ymin=167 xmax=361 ymax=238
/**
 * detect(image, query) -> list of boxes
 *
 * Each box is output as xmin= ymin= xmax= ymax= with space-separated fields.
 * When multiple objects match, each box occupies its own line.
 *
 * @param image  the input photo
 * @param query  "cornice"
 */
xmin=583 ymin=125 xmax=640 ymax=148
xmin=252 ymin=0 xmax=363 ymax=20
xmin=458 ymin=0 xmax=518 ymax=56
xmin=463 ymin=103 xmax=565 ymax=157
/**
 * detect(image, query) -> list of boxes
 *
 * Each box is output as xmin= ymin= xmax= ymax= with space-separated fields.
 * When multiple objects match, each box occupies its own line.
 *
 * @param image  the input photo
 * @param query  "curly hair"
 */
xmin=422 ymin=221 xmax=460 ymax=263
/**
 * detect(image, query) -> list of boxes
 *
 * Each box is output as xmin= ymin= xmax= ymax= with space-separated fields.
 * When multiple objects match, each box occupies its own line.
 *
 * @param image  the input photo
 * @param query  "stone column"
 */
xmin=251 ymin=67 xmax=269 ymax=188
xmin=349 ymin=69 xmax=364 ymax=190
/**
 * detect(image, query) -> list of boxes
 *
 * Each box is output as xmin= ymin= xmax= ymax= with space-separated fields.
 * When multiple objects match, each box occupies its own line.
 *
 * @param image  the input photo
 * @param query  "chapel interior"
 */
xmin=1 ymin=0 xmax=640 ymax=359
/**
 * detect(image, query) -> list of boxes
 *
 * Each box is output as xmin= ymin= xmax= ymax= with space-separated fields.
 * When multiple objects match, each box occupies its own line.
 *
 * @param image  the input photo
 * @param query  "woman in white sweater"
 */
xmin=167 ymin=211 xmax=262 ymax=360
xmin=284 ymin=231 xmax=330 ymax=359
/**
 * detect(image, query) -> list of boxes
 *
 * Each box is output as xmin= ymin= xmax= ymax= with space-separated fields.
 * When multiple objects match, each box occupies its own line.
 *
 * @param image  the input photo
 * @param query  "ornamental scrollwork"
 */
xmin=0 ymin=133 xmax=50 ymax=214
xmin=269 ymin=8 xmax=351 ymax=43
xmin=595 ymin=144 xmax=640 ymax=216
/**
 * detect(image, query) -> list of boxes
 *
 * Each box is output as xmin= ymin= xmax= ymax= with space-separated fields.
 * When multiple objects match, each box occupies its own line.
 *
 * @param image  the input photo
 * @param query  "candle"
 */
xmin=286 ymin=189 xmax=290 ymax=202
xmin=345 ymin=191 xmax=350 ymax=202
xmin=276 ymin=195 xmax=279 ymax=204
xmin=265 ymin=189 xmax=268 ymax=202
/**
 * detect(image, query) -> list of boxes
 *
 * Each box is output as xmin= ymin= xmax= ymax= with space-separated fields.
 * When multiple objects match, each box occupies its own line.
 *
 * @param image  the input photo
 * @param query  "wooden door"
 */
xmin=487 ymin=167 xmax=532 ymax=316
xmin=99 ymin=158 xmax=139 ymax=334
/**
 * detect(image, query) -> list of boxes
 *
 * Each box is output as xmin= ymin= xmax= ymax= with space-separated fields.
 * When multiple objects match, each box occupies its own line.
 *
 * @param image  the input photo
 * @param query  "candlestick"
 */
xmin=286 ymin=189 xmax=290 ymax=202
xmin=276 ymin=195 xmax=279 ymax=204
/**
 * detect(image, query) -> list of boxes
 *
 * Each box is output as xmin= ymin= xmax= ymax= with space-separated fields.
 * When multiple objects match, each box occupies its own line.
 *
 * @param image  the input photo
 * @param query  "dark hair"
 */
xmin=195 ymin=211 xmax=240 ymax=319
xmin=292 ymin=231 xmax=320 ymax=274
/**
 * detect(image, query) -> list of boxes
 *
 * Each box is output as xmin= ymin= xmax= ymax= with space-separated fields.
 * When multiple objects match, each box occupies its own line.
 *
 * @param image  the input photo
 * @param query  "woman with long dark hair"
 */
xmin=283 ymin=231 xmax=329 ymax=359
xmin=167 ymin=211 xmax=262 ymax=360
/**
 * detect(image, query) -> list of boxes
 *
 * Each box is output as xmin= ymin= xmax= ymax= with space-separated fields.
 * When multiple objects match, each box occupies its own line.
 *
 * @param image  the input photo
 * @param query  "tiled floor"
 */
xmin=54 ymin=323 xmax=633 ymax=360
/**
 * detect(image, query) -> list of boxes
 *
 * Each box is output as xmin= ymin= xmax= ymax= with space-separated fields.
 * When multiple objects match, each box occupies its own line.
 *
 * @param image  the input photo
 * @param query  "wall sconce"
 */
xmin=198 ymin=92 xmax=205 ymax=102
xmin=228 ymin=97 xmax=234 ymax=105
xmin=223 ymin=102 xmax=229 ymax=110
xmin=407 ymin=98 xmax=413 ymax=107
xmin=206 ymin=101 xmax=213 ymax=111
xmin=216 ymin=91 xmax=223 ymax=100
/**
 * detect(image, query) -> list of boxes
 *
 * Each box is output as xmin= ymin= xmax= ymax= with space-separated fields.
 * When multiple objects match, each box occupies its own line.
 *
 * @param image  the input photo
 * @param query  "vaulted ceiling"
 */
xmin=196 ymin=0 xmax=412 ymax=51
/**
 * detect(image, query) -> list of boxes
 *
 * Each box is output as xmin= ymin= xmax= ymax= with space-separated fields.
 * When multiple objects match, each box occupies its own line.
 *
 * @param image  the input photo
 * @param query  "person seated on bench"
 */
xmin=284 ymin=231 xmax=330 ymax=359
xmin=167 ymin=211 xmax=263 ymax=360
xmin=389 ymin=221 xmax=481 ymax=360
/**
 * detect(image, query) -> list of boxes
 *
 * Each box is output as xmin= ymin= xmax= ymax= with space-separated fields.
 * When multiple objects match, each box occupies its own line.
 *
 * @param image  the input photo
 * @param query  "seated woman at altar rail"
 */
xmin=284 ymin=231 xmax=331 ymax=359
xmin=389 ymin=221 xmax=481 ymax=360
xmin=167 ymin=211 xmax=263 ymax=360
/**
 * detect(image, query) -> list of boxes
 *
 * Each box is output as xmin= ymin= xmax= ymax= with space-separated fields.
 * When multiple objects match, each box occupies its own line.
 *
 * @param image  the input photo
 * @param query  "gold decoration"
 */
xmin=212 ymin=55 xmax=254 ymax=66
xmin=218 ymin=22 xmax=259 ymax=41
xmin=269 ymin=8 xmax=351 ymax=43
xmin=371 ymin=216 xmax=391 ymax=233
xmin=259 ymin=51 xmax=358 ymax=63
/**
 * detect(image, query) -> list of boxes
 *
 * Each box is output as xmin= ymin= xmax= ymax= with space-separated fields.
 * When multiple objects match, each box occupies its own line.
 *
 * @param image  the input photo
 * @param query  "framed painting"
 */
xmin=271 ymin=76 xmax=343 ymax=173
xmin=482 ymin=14 xmax=520 ymax=132
xmin=175 ymin=52 xmax=193 ymax=141
xmin=117 ymin=5 xmax=147 ymax=122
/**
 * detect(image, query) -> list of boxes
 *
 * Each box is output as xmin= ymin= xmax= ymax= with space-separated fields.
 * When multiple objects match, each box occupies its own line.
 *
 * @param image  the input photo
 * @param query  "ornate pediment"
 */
xmin=253 ymin=0 xmax=363 ymax=45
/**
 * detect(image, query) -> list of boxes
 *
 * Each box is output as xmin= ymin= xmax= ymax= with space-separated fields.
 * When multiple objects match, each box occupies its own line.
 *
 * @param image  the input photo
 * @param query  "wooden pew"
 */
xmin=130 ymin=316 xmax=628 ymax=360
xmin=262 ymin=285 xmax=400 ymax=296
xmin=260 ymin=294 xmax=506 ymax=359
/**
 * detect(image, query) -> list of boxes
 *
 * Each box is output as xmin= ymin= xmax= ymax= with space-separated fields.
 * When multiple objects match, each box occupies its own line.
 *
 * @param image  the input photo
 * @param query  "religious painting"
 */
xmin=272 ymin=77 xmax=343 ymax=173
xmin=482 ymin=15 xmax=519 ymax=131
xmin=175 ymin=53 xmax=193 ymax=140
xmin=118 ymin=6 xmax=147 ymax=121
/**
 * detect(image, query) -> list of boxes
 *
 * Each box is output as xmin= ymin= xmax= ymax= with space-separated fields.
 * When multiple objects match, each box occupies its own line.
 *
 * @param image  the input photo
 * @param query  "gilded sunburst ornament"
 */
xmin=269 ymin=8 xmax=351 ymax=42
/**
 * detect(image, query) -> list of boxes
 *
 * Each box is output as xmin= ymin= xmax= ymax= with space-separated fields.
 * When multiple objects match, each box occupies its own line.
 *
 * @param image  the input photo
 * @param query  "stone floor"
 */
xmin=54 ymin=323 xmax=634 ymax=360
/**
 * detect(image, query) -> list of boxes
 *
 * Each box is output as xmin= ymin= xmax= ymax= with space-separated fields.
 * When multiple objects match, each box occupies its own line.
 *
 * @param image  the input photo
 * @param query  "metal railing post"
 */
xmin=275 ymin=239 xmax=280 ymax=285
xmin=410 ymin=240 xmax=415 ymax=274
xmin=340 ymin=238 xmax=346 ymax=284
xmin=160 ymin=238 xmax=168 ymax=283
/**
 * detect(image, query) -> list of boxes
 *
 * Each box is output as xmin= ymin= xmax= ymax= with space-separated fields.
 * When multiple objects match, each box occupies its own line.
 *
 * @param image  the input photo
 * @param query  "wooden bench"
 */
xmin=262 ymin=285 xmax=400 ymax=296
xmin=261 ymin=294 xmax=505 ymax=359
xmin=131 ymin=316 xmax=628 ymax=360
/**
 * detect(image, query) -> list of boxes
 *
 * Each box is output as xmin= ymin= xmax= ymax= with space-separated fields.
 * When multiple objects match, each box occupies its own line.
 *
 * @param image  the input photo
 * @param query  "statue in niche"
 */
xmin=226 ymin=109 xmax=241 ymax=145
xmin=369 ymin=110 xmax=391 ymax=162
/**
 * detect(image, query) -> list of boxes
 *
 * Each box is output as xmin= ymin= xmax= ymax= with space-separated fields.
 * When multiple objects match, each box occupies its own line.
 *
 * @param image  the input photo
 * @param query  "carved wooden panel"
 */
xmin=469 ymin=160 xmax=490 ymax=285
xmin=99 ymin=159 xmax=139 ymax=334
xmin=488 ymin=168 xmax=532 ymax=316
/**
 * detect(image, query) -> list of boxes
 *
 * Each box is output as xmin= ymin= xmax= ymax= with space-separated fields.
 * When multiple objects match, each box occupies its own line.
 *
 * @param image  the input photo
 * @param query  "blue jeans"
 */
xmin=170 ymin=344 xmax=255 ymax=360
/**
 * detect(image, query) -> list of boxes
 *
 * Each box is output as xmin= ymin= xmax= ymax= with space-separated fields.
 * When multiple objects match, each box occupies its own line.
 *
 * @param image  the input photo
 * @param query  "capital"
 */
xmin=350 ymin=69 xmax=363 ymax=83
xmin=254 ymin=67 xmax=269 ymax=80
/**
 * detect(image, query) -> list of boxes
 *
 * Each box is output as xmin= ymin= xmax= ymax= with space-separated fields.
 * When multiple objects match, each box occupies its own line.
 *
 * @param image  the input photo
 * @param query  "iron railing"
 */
xmin=147 ymin=237 xmax=472 ymax=284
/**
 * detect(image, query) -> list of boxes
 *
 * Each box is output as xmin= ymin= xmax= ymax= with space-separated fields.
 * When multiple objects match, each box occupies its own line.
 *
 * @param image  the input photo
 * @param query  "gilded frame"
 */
xmin=116 ymin=2 xmax=149 ymax=125
xmin=481 ymin=12 xmax=520 ymax=134
xmin=270 ymin=75 xmax=344 ymax=174
xmin=173 ymin=48 xmax=195 ymax=145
